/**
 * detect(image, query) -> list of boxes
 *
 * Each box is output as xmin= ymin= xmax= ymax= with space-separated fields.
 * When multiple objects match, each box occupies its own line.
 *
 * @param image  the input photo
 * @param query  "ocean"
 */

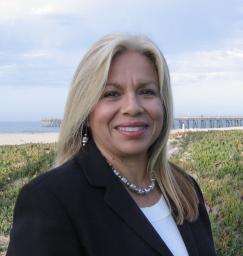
xmin=0 ymin=118 xmax=242 ymax=133
xmin=0 ymin=122 xmax=60 ymax=133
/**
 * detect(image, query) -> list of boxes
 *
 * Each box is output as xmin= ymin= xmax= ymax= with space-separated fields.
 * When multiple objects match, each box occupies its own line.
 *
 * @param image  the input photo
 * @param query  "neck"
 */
xmin=103 ymin=151 xmax=150 ymax=186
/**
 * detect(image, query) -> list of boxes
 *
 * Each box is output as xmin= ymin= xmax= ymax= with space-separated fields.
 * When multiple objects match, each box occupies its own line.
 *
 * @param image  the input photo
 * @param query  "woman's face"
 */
xmin=88 ymin=50 xmax=164 ymax=159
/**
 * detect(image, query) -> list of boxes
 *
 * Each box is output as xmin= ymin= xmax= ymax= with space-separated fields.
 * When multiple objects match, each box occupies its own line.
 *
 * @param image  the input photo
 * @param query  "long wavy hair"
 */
xmin=55 ymin=34 xmax=199 ymax=224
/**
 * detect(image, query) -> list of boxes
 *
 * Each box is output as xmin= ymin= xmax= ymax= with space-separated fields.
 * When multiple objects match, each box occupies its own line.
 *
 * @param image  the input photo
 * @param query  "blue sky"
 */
xmin=0 ymin=0 xmax=243 ymax=121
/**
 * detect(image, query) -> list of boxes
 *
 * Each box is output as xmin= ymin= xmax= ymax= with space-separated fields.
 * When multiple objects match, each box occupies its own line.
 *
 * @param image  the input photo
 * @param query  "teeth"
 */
xmin=117 ymin=127 xmax=144 ymax=132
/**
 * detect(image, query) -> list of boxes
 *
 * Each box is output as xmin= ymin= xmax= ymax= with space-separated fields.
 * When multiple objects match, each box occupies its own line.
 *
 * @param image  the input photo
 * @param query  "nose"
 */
xmin=121 ymin=93 xmax=144 ymax=116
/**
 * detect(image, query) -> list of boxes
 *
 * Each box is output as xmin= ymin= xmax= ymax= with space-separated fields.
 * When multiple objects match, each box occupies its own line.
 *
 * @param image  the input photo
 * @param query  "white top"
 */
xmin=140 ymin=197 xmax=189 ymax=256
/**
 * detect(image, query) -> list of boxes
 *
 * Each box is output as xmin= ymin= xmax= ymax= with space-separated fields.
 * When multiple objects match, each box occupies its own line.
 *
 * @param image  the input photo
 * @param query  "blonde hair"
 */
xmin=55 ymin=33 xmax=199 ymax=224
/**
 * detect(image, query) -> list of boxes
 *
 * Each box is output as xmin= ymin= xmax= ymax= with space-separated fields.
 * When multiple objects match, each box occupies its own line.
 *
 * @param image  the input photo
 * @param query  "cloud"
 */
xmin=0 ymin=64 xmax=17 ymax=77
xmin=0 ymin=48 xmax=87 ymax=87
xmin=19 ymin=50 xmax=53 ymax=60
xmin=0 ymin=0 xmax=242 ymax=120
xmin=169 ymin=44 xmax=243 ymax=88
xmin=0 ymin=0 xmax=90 ymax=23
xmin=173 ymin=83 xmax=243 ymax=116
xmin=168 ymin=31 xmax=243 ymax=116
xmin=0 ymin=86 xmax=68 ymax=121
xmin=0 ymin=0 xmax=163 ymax=23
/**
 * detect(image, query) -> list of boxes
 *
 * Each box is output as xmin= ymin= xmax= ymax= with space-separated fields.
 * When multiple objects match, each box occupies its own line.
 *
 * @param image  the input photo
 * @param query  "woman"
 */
xmin=7 ymin=34 xmax=216 ymax=255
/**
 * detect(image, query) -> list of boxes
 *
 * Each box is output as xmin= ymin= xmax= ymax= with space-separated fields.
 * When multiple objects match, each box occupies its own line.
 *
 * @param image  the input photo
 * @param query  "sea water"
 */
xmin=0 ymin=122 xmax=60 ymax=133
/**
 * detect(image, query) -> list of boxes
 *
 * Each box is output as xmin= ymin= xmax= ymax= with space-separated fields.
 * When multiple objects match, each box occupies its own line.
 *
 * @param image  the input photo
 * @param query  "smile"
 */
xmin=115 ymin=125 xmax=148 ymax=138
xmin=117 ymin=126 xmax=146 ymax=132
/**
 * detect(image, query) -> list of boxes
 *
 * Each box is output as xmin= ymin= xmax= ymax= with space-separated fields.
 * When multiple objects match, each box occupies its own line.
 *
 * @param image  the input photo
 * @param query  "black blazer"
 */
xmin=7 ymin=140 xmax=216 ymax=256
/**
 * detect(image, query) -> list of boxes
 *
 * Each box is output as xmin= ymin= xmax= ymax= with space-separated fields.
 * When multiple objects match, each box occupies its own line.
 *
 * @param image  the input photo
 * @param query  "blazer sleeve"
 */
xmin=7 ymin=183 xmax=85 ymax=256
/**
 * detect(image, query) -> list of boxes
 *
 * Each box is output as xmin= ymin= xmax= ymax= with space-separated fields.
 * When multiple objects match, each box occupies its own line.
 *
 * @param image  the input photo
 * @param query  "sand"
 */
xmin=170 ymin=126 xmax=243 ymax=134
xmin=0 ymin=132 xmax=59 ymax=146
xmin=0 ymin=127 xmax=242 ymax=146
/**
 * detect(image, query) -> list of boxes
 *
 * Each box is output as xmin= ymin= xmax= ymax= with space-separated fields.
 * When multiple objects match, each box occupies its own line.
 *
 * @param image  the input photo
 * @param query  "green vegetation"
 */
xmin=171 ymin=130 xmax=243 ymax=256
xmin=0 ymin=143 xmax=56 ymax=253
xmin=0 ymin=130 xmax=242 ymax=255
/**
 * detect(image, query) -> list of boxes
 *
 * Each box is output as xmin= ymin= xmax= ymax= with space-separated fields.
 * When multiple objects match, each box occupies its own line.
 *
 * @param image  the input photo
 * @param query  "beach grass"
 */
xmin=0 ymin=143 xmax=56 ymax=253
xmin=0 ymin=130 xmax=242 ymax=255
xmin=171 ymin=130 xmax=243 ymax=256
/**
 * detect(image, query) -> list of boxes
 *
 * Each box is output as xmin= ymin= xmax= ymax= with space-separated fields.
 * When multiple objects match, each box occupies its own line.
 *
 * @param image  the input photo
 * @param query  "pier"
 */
xmin=173 ymin=116 xmax=243 ymax=129
xmin=41 ymin=118 xmax=62 ymax=127
xmin=41 ymin=116 xmax=243 ymax=130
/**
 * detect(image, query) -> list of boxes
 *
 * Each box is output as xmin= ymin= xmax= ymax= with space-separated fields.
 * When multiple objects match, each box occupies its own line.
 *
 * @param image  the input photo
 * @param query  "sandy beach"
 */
xmin=0 ymin=132 xmax=59 ymax=146
xmin=170 ymin=126 xmax=243 ymax=134
xmin=0 ymin=127 xmax=242 ymax=146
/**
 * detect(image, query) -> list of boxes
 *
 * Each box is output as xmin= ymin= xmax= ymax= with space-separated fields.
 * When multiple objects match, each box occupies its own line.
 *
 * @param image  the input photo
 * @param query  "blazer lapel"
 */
xmin=105 ymin=174 xmax=173 ymax=256
xmin=177 ymin=221 xmax=199 ymax=256
xmin=76 ymin=140 xmax=173 ymax=255
xmin=76 ymin=140 xmax=198 ymax=255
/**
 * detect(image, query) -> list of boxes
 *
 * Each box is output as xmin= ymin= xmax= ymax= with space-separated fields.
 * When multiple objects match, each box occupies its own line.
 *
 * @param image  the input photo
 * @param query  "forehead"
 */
xmin=108 ymin=50 xmax=158 ymax=82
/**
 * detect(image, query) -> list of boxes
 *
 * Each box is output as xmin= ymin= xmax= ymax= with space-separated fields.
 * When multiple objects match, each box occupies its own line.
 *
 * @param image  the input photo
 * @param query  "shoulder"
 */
xmin=17 ymin=156 xmax=88 ymax=207
xmin=23 ymin=158 xmax=76 ymax=187
xmin=8 ymin=158 xmax=86 ymax=255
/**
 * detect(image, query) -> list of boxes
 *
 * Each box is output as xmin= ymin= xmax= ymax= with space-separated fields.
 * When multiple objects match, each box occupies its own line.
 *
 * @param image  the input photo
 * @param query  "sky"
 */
xmin=0 ymin=0 xmax=243 ymax=121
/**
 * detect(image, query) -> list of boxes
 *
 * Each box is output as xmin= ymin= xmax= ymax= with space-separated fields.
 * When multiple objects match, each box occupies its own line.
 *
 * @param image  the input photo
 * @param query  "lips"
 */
xmin=115 ymin=122 xmax=148 ymax=138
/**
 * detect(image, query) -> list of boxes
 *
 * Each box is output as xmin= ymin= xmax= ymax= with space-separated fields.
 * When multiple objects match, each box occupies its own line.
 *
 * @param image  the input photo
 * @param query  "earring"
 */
xmin=81 ymin=123 xmax=89 ymax=147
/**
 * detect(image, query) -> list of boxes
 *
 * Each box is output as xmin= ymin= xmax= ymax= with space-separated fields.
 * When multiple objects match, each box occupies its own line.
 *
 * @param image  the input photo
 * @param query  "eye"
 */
xmin=102 ymin=90 xmax=120 ymax=98
xmin=139 ymin=89 xmax=157 ymax=96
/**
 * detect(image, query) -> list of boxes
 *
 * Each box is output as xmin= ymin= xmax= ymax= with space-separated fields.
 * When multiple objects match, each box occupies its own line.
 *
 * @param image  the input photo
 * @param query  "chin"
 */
xmin=115 ymin=144 xmax=149 ymax=157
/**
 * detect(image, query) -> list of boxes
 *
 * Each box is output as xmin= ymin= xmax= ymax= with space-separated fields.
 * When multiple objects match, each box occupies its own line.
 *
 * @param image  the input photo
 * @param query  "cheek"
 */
xmin=149 ymin=101 xmax=164 ymax=120
xmin=88 ymin=103 xmax=117 ymax=130
xmin=149 ymin=102 xmax=164 ymax=134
